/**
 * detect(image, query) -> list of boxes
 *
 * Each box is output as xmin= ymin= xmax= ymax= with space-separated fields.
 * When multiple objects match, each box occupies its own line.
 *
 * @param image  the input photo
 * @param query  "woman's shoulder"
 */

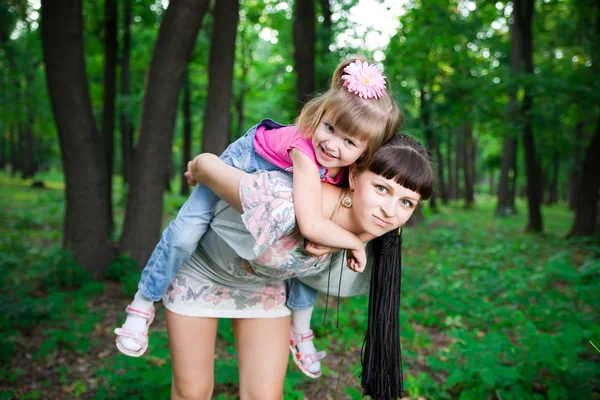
xmin=240 ymin=170 xmax=293 ymax=192
xmin=239 ymin=171 xmax=297 ymax=254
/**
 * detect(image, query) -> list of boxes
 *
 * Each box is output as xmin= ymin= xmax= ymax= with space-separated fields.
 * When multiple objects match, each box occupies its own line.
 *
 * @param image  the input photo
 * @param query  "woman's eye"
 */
xmin=375 ymin=185 xmax=387 ymax=194
xmin=344 ymin=139 xmax=355 ymax=147
xmin=402 ymin=199 xmax=414 ymax=207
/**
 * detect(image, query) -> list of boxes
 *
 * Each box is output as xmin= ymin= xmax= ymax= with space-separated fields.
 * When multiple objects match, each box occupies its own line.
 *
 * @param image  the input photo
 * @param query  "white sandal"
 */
xmin=114 ymin=304 xmax=155 ymax=357
xmin=289 ymin=327 xmax=327 ymax=379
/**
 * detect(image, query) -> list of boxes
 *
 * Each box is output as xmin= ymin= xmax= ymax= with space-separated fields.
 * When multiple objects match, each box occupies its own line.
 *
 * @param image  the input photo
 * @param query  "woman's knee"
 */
xmin=239 ymin=383 xmax=283 ymax=400
xmin=171 ymin=378 xmax=214 ymax=400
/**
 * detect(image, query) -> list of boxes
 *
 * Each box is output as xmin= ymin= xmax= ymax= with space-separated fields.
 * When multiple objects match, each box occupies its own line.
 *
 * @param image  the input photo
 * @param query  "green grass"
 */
xmin=1 ymin=174 xmax=598 ymax=399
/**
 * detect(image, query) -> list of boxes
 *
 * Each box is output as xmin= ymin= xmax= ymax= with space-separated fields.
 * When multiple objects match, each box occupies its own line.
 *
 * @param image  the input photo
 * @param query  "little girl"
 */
xmin=115 ymin=58 xmax=402 ymax=377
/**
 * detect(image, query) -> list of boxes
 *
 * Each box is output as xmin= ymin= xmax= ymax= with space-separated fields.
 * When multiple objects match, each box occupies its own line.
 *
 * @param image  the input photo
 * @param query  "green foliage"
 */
xmin=106 ymin=253 xmax=140 ymax=296
xmin=96 ymin=333 xmax=173 ymax=400
xmin=41 ymin=249 xmax=92 ymax=290
xmin=395 ymin=198 xmax=600 ymax=399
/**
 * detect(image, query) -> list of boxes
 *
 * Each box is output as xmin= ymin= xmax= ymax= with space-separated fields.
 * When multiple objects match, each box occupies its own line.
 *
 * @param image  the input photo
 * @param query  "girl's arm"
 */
xmin=289 ymin=149 xmax=365 ymax=259
xmin=189 ymin=153 xmax=244 ymax=213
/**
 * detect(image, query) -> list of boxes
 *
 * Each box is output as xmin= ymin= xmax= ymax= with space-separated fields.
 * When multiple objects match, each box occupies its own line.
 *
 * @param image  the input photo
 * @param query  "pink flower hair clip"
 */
xmin=341 ymin=60 xmax=386 ymax=99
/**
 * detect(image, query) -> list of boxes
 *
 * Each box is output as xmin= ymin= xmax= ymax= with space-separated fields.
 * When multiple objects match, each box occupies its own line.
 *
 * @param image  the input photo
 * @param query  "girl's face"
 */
xmin=350 ymin=170 xmax=421 ymax=238
xmin=312 ymin=113 xmax=368 ymax=170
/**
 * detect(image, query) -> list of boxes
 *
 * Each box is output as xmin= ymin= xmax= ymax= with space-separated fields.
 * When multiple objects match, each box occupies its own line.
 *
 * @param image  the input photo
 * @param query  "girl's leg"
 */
xmin=287 ymin=279 xmax=324 ymax=377
xmin=118 ymin=183 xmax=221 ymax=355
xmin=166 ymin=309 xmax=218 ymax=400
xmin=232 ymin=317 xmax=290 ymax=400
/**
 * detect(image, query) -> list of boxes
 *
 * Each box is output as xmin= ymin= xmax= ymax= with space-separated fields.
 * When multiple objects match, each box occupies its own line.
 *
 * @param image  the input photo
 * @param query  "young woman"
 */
xmin=163 ymin=134 xmax=434 ymax=399
xmin=116 ymin=60 xmax=402 ymax=375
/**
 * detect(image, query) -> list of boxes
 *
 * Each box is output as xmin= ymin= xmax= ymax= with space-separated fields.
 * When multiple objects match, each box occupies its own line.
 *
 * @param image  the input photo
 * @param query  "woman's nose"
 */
xmin=381 ymin=199 xmax=397 ymax=217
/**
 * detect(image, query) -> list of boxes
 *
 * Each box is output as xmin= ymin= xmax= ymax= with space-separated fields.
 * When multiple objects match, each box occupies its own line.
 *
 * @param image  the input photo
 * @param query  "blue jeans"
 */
xmin=138 ymin=119 xmax=285 ymax=301
xmin=286 ymin=279 xmax=318 ymax=310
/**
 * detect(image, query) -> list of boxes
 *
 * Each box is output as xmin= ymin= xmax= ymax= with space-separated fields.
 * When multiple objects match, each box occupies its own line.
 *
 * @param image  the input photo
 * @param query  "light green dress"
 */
xmin=162 ymin=171 xmax=371 ymax=319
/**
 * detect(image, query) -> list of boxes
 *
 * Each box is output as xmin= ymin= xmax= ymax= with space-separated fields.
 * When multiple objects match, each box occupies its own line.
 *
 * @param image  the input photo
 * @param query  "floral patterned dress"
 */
xmin=162 ymin=171 xmax=369 ymax=319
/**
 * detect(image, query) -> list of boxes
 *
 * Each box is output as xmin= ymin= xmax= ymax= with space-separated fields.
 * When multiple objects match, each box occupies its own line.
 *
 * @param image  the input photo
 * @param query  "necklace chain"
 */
xmin=329 ymin=188 xmax=346 ymax=221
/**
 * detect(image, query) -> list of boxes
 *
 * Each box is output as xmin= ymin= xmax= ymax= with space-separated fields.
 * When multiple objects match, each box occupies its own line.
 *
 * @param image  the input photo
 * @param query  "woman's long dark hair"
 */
xmin=360 ymin=133 xmax=433 ymax=399
xmin=361 ymin=229 xmax=403 ymax=399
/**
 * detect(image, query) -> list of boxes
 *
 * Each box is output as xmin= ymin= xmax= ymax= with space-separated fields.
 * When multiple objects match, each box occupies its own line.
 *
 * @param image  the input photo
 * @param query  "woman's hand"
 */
xmin=347 ymin=247 xmax=366 ymax=273
xmin=304 ymin=241 xmax=340 ymax=258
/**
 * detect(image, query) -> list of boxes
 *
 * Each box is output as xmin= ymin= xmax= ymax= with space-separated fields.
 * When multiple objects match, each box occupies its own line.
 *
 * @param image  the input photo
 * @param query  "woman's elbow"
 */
xmin=297 ymin=222 xmax=319 ymax=243
xmin=191 ymin=153 xmax=219 ymax=183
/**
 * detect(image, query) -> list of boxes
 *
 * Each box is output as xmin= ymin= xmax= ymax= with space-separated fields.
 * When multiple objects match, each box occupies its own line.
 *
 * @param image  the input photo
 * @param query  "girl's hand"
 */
xmin=347 ymin=247 xmax=366 ymax=273
xmin=304 ymin=241 xmax=339 ymax=258
xmin=184 ymin=161 xmax=197 ymax=186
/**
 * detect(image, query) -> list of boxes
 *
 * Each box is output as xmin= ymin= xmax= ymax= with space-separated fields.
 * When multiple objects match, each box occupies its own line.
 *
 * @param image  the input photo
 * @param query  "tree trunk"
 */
xmin=19 ymin=68 xmax=38 ymax=179
xmin=435 ymin=144 xmax=448 ymax=204
xmin=10 ymin=78 xmax=22 ymax=176
xmin=454 ymin=127 xmax=463 ymax=199
xmin=547 ymin=154 xmax=559 ymax=205
xmin=103 ymin=0 xmax=118 ymax=232
xmin=489 ymin=170 xmax=495 ymax=195
xmin=293 ymin=0 xmax=316 ymax=112
xmin=0 ymin=74 xmax=5 ymax=167
xmin=539 ymin=166 xmax=548 ymax=204
xmin=496 ymin=0 xmax=524 ymax=218
xmin=120 ymin=0 xmax=133 ymax=185
xmin=463 ymin=123 xmax=474 ymax=208
xmin=316 ymin=0 xmax=332 ymax=90
xmin=201 ymin=0 xmax=239 ymax=154
xmin=569 ymin=122 xmax=600 ymax=237
xmin=22 ymin=99 xmax=36 ymax=178
xmin=41 ymin=0 xmax=113 ymax=278
xmin=165 ymin=144 xmax=174 ymax=193
xmin=569 ymin=122 xmax=585 ymax=209
xmin=447 ymin=130 xmax=455 ymax=199
xmin=419 ymin=84 xmax=437 ymax=211
xmin=9 ymin=123 xmax=18 ymax=175
xmin=519 ymin=0 xmax=543 ymax=232
xmin=569 ymin=0 xmax=600 ymax=237
xmin=120 ymin=0 xmax=210 ymax=267
xmin=17 ymin=121 xmax=24 ymax=176
xmin=180 ymin=68 xmax=192 ymax=196
xmin=0 ymin=130 xmax=5 ymax=168
xmin=508 ymin=141 xmax=518 ymax=210
xmin=234 ymin=28 xmax=255 ymax=139
xmin=471 ymin=136 xmax=477 ymax=191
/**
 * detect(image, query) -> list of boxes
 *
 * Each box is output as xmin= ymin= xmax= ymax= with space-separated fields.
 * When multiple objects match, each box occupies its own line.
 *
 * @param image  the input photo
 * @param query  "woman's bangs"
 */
xmin=369 ymin=149 xmax=434 ymax=199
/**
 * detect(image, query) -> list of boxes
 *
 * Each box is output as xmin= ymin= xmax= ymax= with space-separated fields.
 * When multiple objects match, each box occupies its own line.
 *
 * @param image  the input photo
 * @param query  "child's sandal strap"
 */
xmin=125 ymin=305 xmax=153 ymax=319
xmin=114 ymin=327 xmax=147 ymax=343
xmin=297 ymin=350 xmax=327 ymax=366
xmin=290 ymin=328 xmax=314 ymax=345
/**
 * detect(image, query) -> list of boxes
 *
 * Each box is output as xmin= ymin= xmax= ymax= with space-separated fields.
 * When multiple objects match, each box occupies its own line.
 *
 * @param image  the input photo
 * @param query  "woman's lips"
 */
xmin=373 ymin=215 xmax=391 ymax=227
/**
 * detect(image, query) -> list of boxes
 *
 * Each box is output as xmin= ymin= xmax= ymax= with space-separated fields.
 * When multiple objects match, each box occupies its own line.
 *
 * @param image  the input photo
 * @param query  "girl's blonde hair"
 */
xmin=296 ymin=58 xmax=403 ymax=168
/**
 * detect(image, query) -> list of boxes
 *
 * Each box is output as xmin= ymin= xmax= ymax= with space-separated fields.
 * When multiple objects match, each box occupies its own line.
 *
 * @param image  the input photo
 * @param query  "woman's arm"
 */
xmin=289 ymin=149 xmax=365 ymax=263
xmin=189 ymin=153 xmax=244 ymax=213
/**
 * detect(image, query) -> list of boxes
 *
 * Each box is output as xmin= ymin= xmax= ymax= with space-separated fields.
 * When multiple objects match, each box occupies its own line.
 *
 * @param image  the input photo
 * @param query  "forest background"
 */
xmin=0 ymin=0 xmax=599 ymax=399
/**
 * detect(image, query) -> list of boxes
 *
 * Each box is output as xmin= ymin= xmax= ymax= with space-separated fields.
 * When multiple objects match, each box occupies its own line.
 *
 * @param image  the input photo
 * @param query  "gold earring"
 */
xmin=341 ymin=191 xmax=353 ymax=208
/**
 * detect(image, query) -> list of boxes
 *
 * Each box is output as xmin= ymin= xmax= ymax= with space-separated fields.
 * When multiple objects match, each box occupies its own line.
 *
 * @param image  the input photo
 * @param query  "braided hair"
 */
xmin=360 ymin=133 xmax=434 ymax=399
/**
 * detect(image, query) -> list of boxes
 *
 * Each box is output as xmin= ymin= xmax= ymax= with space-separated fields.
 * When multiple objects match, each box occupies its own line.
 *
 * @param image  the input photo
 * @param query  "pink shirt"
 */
xmin=253 ymin=125 xmax=344 ymax=185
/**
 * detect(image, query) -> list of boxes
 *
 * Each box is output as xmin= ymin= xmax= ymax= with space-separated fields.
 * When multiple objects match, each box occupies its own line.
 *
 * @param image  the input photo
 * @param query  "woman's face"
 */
xmin=350 ymin=170 xmax=421 ymax=237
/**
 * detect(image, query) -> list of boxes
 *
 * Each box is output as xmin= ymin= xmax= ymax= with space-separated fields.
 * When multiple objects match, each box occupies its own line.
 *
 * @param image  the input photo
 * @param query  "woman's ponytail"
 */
xmin=361 ymin=228 xmax=404 ymax=399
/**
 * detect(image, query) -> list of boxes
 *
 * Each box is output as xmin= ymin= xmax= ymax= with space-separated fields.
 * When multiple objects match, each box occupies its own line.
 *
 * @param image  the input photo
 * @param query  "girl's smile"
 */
xmin=312 ymin=114 xmax=367 ymax=172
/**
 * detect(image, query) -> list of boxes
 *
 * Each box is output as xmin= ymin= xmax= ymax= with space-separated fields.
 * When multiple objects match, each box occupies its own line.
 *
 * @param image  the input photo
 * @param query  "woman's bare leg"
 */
xmin=232 ymin=316 xmax=291 ymax=400
xmin=166 ymin=309 xmax=218 ymax=400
